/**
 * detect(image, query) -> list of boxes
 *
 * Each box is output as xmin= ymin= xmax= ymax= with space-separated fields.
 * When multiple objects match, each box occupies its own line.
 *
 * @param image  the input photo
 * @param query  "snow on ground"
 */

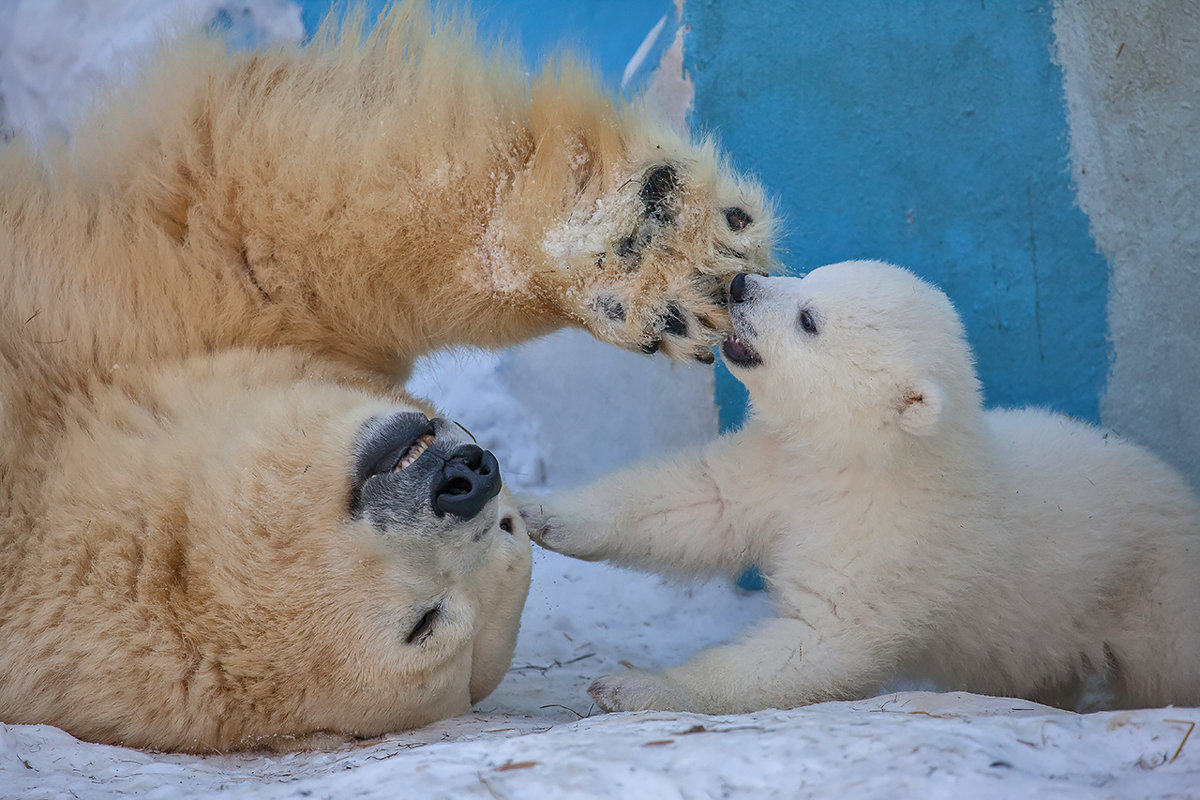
xmin=0 ymin=0 xmax=303 ymax=142
xmin=3 ymin=543 xmax=1199 ymax=799
xmin=2 ymin=549 xmax=1199 ymax=799
xmin=2 ymin=350 xmax=1199 ymax=799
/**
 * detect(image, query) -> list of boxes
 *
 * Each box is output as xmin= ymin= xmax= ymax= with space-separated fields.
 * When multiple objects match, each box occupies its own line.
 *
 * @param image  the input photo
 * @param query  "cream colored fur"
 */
xmin=528 ymin=260 xmax=1200 ymax=714
xmin=1 ymin=4 xmax=774 ymax=379
xmin=0 ymin=1 xmax=775 ymax=751
xmin=1 ymin=349 xmax=531 ymax=752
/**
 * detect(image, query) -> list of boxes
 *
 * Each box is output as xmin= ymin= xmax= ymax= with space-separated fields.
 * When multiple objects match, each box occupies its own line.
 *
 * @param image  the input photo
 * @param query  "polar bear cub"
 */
xmin=529 ymin=260 xmax=1200 ymax=714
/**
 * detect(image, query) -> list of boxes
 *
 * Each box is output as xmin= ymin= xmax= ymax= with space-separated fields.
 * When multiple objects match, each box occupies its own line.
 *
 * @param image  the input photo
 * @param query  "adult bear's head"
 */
xmin=19 ymin=349 xmax=532 ymax=752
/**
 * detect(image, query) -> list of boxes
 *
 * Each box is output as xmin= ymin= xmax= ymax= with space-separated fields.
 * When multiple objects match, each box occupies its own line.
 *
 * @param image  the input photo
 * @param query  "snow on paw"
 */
xmin=588 ymin=668 xmax=696 ymax=713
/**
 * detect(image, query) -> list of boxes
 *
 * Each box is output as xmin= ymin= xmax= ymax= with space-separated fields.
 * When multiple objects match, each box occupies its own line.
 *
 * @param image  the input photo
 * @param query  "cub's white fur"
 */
xmin=528 ymin=260 xmax=1200 ymax=714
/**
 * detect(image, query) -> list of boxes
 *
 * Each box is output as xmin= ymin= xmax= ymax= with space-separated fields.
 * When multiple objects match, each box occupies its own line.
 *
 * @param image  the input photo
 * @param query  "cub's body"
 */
xmin=531 ymin=262 xmax=1200 ymax=713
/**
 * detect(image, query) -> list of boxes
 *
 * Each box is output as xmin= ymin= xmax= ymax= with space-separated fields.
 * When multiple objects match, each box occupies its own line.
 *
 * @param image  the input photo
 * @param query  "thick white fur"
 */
xmin=528 ymin=260 xmax=1200 ymax=714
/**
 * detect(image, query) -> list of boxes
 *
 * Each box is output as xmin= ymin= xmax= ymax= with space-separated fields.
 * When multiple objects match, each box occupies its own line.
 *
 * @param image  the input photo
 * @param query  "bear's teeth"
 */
xmin=394 ymin=433 xmax=436 ymax=472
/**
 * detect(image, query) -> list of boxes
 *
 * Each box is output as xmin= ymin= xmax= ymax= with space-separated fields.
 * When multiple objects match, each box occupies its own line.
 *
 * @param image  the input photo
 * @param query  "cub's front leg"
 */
xmin=587 ymin=618 xmax=895 ymax=715
xmin=520 ymin=433 xmax=763 ymax=578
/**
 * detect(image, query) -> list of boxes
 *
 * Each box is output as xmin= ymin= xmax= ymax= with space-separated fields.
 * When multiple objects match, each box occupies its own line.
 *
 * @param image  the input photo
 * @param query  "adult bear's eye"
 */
xmin=799 ymin=307 xmax=819 ymax=336
xmin=405 ymin=604 xmax=441 ymax=645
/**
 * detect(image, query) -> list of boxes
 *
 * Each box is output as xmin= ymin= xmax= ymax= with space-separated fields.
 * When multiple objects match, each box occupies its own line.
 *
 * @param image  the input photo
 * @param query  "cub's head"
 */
xmin=720 ymin=261 xmax=981 ymax=445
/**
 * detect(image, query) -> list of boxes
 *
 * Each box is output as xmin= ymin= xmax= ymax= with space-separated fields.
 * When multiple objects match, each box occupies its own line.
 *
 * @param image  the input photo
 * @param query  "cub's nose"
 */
xmin=431 ymin=444 xmax=502 ymax=519
xmin=730 ymin=273 xmax=752 ymax=303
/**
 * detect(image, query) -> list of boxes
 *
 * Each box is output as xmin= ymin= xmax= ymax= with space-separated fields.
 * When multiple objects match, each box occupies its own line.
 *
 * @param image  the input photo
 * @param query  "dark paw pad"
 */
xmin=613 ymin=229 xmax=651 ymax=270
xmin=593 ymin=296 xmax=626 ymax=322
xmin=691 ymin=273 xmax=732 ymax=309
xmin=608 ymin=164 xmax=680 ymax=272
xmin=640 ymin=164 xmax=678 ymax=224
xmin=723 ymin=207 xmax=753 ymax=231
xmin=662 ymin=303 xmax=688 ymax=337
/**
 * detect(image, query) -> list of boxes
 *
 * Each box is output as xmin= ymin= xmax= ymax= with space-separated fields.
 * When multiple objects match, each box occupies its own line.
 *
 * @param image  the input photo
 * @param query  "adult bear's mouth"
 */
xmin=392 ymin=433 xmax=435 ymax=472
xmin=722 ymin=334 xmax=761 ymax=367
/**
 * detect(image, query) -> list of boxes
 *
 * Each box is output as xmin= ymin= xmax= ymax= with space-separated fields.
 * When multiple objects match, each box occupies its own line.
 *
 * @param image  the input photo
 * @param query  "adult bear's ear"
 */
xmin=898 ymin=378 xmax=944 ymax=436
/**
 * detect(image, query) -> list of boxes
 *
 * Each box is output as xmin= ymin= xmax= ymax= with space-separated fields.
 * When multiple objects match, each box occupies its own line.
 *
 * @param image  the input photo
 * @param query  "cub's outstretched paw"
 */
xmin=516 ymin=499 xmax=556 ymax=549
xmin=516 ymin=496 xmax=604 ymax=561
xmin=588 ymin=668 xmax=697 ymax=713
xmin=540 ymin=160 xmax=776 ymax=364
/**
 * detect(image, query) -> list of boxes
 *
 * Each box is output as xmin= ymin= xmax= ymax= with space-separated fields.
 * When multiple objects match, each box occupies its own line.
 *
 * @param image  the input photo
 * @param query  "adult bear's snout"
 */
xmin=431 ymin=444 xmax=502 ymax=519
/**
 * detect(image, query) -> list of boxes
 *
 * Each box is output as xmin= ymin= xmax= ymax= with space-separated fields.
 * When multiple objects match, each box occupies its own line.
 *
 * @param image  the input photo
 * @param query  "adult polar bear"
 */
xmin=530 ymin=261 xmax=1200 ymax=715
xmin=0 ymin=2 xmax=776 ymax=751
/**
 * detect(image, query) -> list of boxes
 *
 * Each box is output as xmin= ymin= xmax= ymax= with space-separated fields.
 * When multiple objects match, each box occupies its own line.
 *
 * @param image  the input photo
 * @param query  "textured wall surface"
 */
xmin=685 ymin=1 xmax=1111 ymax=431
xmin=1053 ymin=0 xmax=1200 ymax=488
xmin=0 ymin=0 xmax=303 ymax=141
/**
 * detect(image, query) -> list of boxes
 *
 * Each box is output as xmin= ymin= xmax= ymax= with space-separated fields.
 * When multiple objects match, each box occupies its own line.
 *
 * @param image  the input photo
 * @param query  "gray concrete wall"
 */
xmin=1053 ymin=1 xmax=1200 ymax=489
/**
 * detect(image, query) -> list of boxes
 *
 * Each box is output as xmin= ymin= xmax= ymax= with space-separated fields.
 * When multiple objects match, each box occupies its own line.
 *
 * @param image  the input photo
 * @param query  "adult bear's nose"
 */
xmin=730 ymin=273 xmax=752 ymax=303
xmin=431 ymin=444 xmax=502 ymax=519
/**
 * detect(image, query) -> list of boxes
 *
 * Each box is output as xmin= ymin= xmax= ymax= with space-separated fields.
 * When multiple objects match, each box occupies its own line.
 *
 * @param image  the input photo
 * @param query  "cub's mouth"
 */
xmin=722 ymin=334 xmax=762 ymax=367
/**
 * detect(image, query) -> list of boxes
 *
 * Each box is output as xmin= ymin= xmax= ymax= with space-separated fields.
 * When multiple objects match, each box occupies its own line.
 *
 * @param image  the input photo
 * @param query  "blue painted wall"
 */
xmin=685 ymin=1 xmax=1108 ymax=430
xmin=295 ymin=1 xmax=1109 ymax=432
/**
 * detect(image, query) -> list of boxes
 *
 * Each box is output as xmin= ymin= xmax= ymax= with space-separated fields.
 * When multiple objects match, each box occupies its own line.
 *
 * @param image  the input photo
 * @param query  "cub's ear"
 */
xmin=898 ymin=378 xmax=943 ymax=436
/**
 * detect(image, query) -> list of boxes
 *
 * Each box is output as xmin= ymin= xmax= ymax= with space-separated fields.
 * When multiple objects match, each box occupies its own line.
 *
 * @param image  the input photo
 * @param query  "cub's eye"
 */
xmin=500 ymin=516 xmax=514 ymax=534
xmin=723 ymin=207 xmax=753 ymax=232
xmin=799 ymin=308 xmax=820 ymax=336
